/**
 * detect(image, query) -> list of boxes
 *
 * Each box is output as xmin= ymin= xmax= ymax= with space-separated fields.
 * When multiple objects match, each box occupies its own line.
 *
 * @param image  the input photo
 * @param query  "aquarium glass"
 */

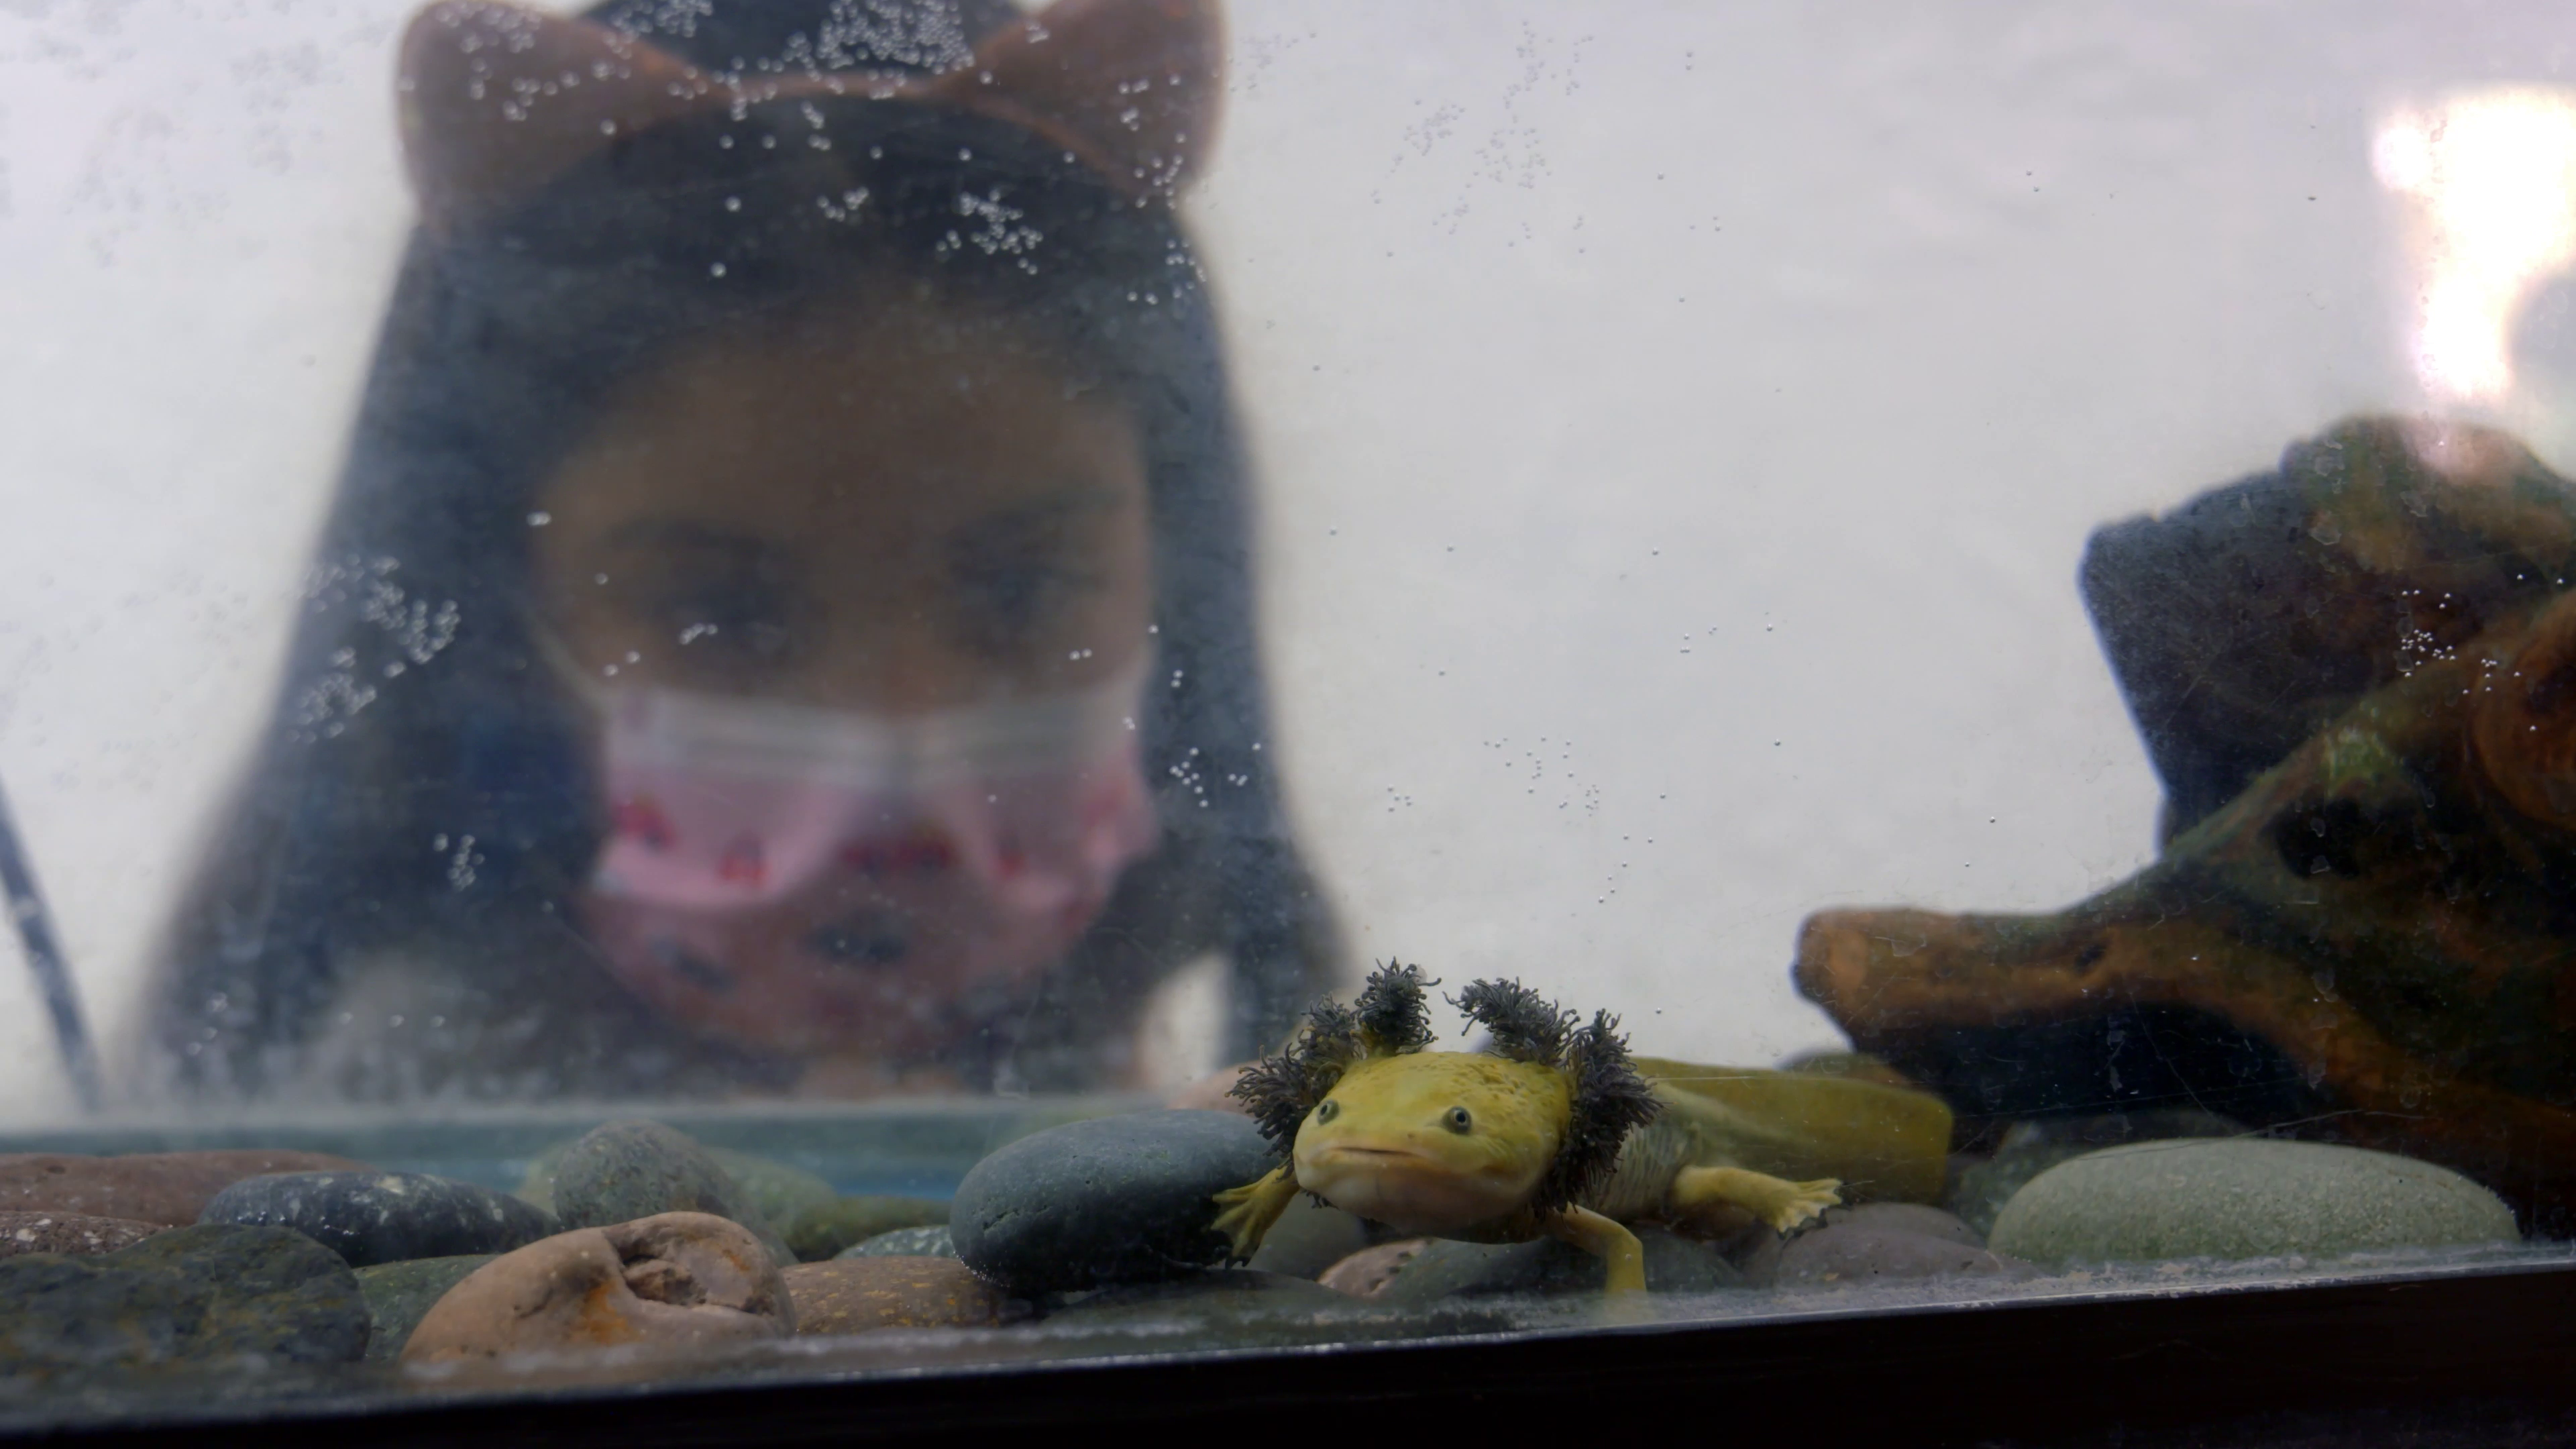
xmin=1 ymin=0 xmax=2573 ymax=1428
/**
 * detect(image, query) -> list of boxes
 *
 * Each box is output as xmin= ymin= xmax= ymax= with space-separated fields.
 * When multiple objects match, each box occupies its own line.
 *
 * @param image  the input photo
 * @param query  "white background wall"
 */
xmin=0 ymin=0 xmax=2559 ymax=1119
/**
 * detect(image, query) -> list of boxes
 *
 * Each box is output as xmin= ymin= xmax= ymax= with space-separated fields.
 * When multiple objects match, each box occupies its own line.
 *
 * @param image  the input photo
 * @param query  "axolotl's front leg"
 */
xmin=1212 ymin=1165 xmax=1303 ymax=1261
xmin=1544 ymin=1206 xmax=1647 ymax=1293
xmin=1666 ymin=1165 xmax=1842 ymax=1233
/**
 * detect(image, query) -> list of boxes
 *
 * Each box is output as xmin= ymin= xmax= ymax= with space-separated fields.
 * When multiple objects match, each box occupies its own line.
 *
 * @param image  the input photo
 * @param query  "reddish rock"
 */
xmin=401 ymin=1212 xmax=792 ymax=1364
xmin=0 ymin=1150 xmax=369 ymax=1226
xmin=1817 ymin=1201 xmax=1984 ymax=1246
xmin=1316 ymin=1239 xmax=1428 ymax=1299
xmin=1778 ymin=1222 xmax=2027 ymax=1285
xmin=779 ymin=1256 xmax=1015 ymax=1334
xmin=0 ymin=1211 xmax=166 ymax=1257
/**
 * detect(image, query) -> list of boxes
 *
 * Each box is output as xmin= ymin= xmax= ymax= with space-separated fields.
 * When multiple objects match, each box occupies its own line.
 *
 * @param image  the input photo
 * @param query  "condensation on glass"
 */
xmin=0 ymin=0 xmax=2571 ymax=1426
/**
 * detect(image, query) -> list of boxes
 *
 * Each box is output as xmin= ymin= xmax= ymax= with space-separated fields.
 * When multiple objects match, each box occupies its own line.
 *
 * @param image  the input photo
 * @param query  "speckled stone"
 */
xmin=949 ymin=1110 xmax=1277 ymax=1295
xmin=837 ymin=1225 xmax=956 ymax=1259
xmin=1038 ymin=1269 xmax=1358 ymax=1331
xmin=0 ymin=1211 xmax=166 ymax=1258
xmin=781 ymin=1256 xmax=1016 ymax=1334
xmin=1034 ymin=1269 xmax=1527 ymax=1350
xmin=400 ymin=1212 xmax=793 ymax=1364
xmin=1988 ymin=1138 xmax=2522 ymax=1265
xmin=0 ymin=1150 xmax=370 ymax=1227
xmin=0 ymin=1223 xmax=368 ymax=1371
xmin=199 ymin=1171 xmax=555 ymax=1267
xmin=1318 ymin=1240 xmax=1428 ymax=1297
xmin=1377 ymin=1226 xmax=1743 ymax=1302
xmin=1016 ymin=1267 xmax=1534 ymax=1354
xmin=354 ymin=1254 xmax=492 ymax=1363
xmin=544 ymin=1122 xmax=794 ymax=1267
xmin=1948 ymin=1111 xmax=2245 ymax=1237
xmin=785 ymin=1197 xmax=949 ymax=1262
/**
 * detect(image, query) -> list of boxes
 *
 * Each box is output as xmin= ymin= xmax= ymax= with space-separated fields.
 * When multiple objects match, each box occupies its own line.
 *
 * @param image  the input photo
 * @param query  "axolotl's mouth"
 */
xmin=1294 ymin=1142 xmax=1524 ymax=1234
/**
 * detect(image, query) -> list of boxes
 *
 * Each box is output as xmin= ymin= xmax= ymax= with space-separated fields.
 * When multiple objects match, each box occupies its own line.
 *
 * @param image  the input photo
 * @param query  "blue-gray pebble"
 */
xmin=950 ymin=1110 xmax=1277 ymax=1295
xmin=199 ymin=1171 xmax=555 ymax=1268
xmin=1988 ymin=1138 xmax=2521 ymax=1265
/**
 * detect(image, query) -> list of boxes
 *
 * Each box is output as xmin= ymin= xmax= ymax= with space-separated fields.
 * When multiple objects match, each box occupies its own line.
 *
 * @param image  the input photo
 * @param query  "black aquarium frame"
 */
xmin=13 ymin=1257 xmax=2575 ymax=1448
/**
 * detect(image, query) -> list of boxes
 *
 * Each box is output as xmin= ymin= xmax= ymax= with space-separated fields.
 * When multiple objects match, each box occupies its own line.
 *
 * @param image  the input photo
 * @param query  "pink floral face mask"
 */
xmin=567 ymin=659 xmax=1160 ymax=1057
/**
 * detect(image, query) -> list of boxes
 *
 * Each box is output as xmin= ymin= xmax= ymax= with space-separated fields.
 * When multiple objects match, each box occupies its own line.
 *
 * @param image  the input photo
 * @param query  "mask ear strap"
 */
xmin=397 ymin=0 xmax=1225 ymax=233
xmin=527 ymin=625 xmax=616 ymax=716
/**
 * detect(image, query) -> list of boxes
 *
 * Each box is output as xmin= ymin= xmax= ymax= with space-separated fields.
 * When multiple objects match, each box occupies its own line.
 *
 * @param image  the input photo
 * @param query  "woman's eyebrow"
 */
xmin=597 ymin=519 xmax=787 ymax=565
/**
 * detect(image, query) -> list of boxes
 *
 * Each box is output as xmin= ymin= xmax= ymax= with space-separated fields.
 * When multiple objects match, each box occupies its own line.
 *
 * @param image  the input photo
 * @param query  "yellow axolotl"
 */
xmin=1211 ymin=964 xmax=1953 ymax=1295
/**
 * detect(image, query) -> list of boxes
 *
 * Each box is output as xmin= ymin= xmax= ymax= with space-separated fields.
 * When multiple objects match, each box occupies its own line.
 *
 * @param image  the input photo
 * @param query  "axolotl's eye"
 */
xmin=1444 ymin=1106 xmax=1472 ymax=1134
xmin=1313 ymin=1100 xmax=1340 ymax=1123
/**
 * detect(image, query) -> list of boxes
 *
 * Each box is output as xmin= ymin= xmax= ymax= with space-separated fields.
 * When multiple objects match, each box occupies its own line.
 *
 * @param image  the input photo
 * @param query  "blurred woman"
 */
xmin=140 ymin=0 xmax=1336 ymax=1102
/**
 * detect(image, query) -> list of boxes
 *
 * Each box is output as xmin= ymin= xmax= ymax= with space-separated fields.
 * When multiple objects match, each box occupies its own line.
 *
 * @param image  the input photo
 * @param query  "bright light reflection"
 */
xmin=2375 ymin=89 xmax=2576 ymax=407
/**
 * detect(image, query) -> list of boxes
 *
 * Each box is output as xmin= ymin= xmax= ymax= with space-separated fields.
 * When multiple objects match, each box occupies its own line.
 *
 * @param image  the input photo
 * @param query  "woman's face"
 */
xmin=536 ymin=290 xmax=1152 ymax=709
xmin=531 ymin=289 xmax=1159 ymax=1071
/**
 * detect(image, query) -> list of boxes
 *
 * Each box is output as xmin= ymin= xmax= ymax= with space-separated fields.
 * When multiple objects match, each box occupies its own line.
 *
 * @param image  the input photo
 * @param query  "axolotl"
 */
xmin=1212 ymin=964 xmax=1953 ymax=1294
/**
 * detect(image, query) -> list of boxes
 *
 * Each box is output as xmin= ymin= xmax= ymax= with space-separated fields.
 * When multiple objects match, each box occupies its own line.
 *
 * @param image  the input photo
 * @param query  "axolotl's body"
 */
xmin=1214 ymin=970 xmax=1953 ymax=1295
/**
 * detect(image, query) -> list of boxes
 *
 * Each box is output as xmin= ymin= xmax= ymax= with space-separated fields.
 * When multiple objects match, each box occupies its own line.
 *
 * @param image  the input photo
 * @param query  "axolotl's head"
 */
xmin=1292 ymin=1050 xmax=1572 ymax=1235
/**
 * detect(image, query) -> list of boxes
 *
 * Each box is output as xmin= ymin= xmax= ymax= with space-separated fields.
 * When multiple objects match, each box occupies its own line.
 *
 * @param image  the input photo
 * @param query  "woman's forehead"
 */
xmin=539 ymin=295 xmax=1144 ymax=533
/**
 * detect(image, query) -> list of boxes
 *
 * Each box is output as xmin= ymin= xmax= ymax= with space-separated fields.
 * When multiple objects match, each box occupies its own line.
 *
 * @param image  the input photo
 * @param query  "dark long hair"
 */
xmin=140 ymin=0 xmax=1336 ymax=1102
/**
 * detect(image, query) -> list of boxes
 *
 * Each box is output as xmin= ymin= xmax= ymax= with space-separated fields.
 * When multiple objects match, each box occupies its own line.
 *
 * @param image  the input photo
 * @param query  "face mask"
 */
xmin=564 ymin=657 xmax=1161 ymax=1057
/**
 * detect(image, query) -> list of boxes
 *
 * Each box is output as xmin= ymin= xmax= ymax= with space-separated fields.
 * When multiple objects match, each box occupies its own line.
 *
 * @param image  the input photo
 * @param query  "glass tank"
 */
xmin=1 ymin=0 xmax=2573 ymax=1432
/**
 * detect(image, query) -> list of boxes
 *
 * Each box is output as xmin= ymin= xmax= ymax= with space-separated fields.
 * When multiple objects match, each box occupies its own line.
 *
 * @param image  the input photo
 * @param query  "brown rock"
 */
xmin=400 ymin=1212 xmax=792 ymax=1364
xmin=1316 ymin=1239 xmax=1428 ymax=1299
xmin=0 ymin=1150 xmax=369 ymax=1226
xmin=1815 ymin=1201 xmax=1983 ymax=1246
xmin=0 ymin=1211 xmax=166 ymax=1257
xmin=778 ymin=1256 xmax=1015 ymax=1334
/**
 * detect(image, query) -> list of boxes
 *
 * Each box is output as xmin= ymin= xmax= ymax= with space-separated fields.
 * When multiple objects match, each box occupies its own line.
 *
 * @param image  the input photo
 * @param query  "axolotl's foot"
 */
xmin=1768 ymin=1177 xmax=1843 ymax=1232
xmin=1210 ymin=1165 xmax=1302 ymax=1261
xmin=1668 ymin=1165 xmax=1844 ymax=1234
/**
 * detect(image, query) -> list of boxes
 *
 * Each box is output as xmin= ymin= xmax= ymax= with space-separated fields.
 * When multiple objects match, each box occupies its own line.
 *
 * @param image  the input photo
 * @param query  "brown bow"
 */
xmin=396 ymin=0 xmax=1224 ymax=231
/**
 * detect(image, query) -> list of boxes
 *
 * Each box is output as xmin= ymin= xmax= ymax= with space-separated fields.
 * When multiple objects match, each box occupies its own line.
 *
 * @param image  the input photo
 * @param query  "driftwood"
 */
xmin=1799 ymin=417 xmax=2576 ymax=1225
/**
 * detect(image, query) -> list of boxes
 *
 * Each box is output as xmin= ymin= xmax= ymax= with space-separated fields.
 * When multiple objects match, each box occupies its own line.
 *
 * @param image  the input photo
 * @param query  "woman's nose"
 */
xmin=810 ymin=604 xmax=994 ymax=714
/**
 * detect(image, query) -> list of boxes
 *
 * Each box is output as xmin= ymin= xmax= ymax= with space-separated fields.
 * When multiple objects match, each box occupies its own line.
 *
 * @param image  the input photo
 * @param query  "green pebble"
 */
xmin=702 ymin=1148 xmax=841 ymax=1230
xmin=1988 ymin=1138 xmax=2522 ymax=1265
xmin=0 ymin=1224 xmax=368 ymax=1372
xmin=545 ymin=1120 xmax=796 ymax=1267
xmin=353 ymin=1254 xmax=492 ymax=1363
xmin=785 ymin=1196 xmax=951 ymax=1262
